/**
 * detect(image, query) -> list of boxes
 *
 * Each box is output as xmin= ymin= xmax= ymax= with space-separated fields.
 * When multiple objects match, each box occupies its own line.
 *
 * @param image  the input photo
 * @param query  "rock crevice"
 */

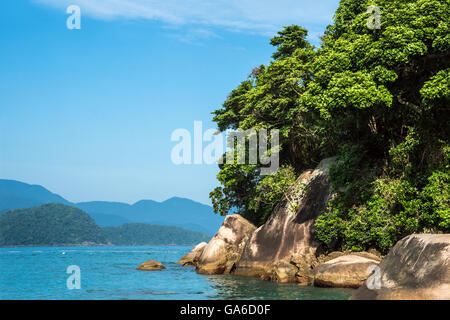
xmin=233 ymin=157 xmax=336 ymax=283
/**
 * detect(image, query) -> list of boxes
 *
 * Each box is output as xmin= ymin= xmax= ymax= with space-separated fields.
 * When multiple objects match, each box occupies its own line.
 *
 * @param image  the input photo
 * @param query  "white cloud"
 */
xmin=35 ymin=0 xmax=338 ymax=36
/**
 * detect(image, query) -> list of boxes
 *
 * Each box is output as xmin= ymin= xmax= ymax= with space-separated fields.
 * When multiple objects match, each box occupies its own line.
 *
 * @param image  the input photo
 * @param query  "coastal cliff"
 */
xmin=182 ymin=158 xmax=450 ymax=298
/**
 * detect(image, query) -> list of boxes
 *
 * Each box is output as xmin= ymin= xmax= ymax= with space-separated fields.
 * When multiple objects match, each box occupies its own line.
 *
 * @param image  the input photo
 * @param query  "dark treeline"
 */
xmin=103 ymin=223 xmax=210 ymax=246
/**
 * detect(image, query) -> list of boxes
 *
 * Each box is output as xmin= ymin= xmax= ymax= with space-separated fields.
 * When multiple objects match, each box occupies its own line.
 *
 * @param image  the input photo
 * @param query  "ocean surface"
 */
xmin=0 ymin=246 xmax=353 ymax=300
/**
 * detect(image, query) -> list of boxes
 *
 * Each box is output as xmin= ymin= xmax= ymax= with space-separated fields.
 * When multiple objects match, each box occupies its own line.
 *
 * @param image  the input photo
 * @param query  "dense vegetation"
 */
xmin=210 ymin=0 xmax=449 ymax=253
xmin=103 ymin=223 xmax=210 ymax=246
xmin=0 ymin=203 xmax=106 ymax=245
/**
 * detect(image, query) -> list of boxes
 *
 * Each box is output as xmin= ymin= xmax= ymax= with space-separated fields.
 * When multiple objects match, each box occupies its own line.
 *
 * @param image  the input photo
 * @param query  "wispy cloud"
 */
xmin=35 ymin=0 xmax=338 ymax=37
xmin=165 ymin=27 xmax=222 ymax=44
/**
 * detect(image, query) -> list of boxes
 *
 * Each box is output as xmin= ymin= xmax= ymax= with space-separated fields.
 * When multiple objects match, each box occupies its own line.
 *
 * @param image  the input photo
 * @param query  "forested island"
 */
xmin=0 ymin=203 xmax=210 ymax=246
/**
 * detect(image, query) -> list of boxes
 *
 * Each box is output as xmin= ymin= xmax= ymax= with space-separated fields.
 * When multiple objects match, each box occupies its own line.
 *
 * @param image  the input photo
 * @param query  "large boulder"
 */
xmin=196 ymin=214 xmax=256 ymax=275
xmin=233 ymin=157 xmax=336 ymax=283
xmin=313 ymin=253 xmax=380 ymax=288
xmin=178 ymin=242 xmax=208 ymax=266
xmin=136 ymin=260 xmax=166 ymax=271
xmin=351 ymin=234 xmax=450 ymax=300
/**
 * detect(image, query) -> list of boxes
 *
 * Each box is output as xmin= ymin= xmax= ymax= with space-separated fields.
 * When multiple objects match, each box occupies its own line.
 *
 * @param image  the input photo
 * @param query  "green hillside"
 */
xmin=0 ymin=203 xmax=106 ymax=246
xmin=103 ymin=223 xmax=211 ymax=246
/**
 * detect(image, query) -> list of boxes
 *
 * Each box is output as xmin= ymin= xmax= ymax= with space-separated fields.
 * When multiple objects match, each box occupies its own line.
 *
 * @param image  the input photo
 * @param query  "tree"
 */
xmin=210 ymin=26 xmax=321 ymax=225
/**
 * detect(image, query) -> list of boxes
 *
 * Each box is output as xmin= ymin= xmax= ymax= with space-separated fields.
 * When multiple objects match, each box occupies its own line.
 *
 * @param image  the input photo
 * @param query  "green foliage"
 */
xmin=317 ymin=129 xmax=449 ymax=253
xmin=317 ymin=171 xmax=449 ymax=253
xmin=209 ymin=164 xmax=261 ymax=218
xmin=420 ymin=170 xmax=450 ymax=229
xmin=103 ymin=223 xmax=210 ymax=246
xmin=270 ymin=25 xmax=311 ymax=60
xmin=210 ymin=0 xmax=450 ymax=250
xmin=248 ymin=165 xmax=297 ymax=225
xmin=328 ymin=145 xmax=362 ymax=190
xmin=0 ymin=203 xmax=106 ymax=246
xmin=420 ymin=68 xmax=450 ymax=108
xmin=210 ymin=164 xmax=296 ymax=226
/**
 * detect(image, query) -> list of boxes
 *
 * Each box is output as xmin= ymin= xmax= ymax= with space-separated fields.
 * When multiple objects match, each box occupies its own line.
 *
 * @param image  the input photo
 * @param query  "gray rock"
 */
xmin=351 ymin=234 xmax=450 ymax=300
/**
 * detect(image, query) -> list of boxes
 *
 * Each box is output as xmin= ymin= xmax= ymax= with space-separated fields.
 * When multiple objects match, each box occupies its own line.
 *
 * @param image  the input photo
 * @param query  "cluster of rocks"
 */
xmin=176 ymin=157 xmax=450 ymax=300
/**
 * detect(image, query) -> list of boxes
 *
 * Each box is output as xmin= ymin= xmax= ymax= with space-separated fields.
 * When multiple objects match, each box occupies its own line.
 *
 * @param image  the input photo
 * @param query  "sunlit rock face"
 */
xmin=178 ymin=242 xmax=208 ymax=266
xmin=195 ymin=214 xmax=256 ymax=275
xmin=312 ymin=253 xmax=380 ymax=288
xmin=233 ymin=157 xmax=337 ymax=283
xmin=136 ymin=260 xmax=166 ymax=271
xmin=351 ymin=234 xmax=450 ymax=300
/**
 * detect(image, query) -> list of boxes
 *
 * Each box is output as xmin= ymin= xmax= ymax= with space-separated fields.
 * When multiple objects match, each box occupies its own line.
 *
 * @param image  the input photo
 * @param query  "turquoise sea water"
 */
xmin=0 ymin=246 xmax=353 ymax=300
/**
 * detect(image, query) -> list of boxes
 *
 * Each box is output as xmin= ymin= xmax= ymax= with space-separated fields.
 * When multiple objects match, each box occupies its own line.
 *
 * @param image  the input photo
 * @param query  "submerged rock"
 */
xmin=136 ymin=260 xmax=166 ymax=271
xmin=178 ymin=242 xmax=208 ymax=266
xmin=351 ymin=234 xmax=450 ymax=300
xmin=196 ymin=214 xmax=256 ymax=275
xmin=233 ymin=157 xmax=336 ymax=283
xmin=313 ymin=254 xmax=380 ymax=288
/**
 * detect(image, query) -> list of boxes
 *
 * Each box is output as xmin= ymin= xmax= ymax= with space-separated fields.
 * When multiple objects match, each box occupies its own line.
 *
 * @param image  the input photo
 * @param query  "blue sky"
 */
xmin=0 ymin=0 xmax=339 ymax=205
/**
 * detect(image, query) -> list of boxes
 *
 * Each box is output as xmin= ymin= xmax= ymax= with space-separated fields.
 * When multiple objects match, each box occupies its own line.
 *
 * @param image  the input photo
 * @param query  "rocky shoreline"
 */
xmin=178 ymin=158 xmax=450 ymax=300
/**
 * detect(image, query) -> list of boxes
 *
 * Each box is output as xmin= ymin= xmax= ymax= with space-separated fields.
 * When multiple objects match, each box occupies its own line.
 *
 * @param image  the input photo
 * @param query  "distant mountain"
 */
xmin=0 ymin=179 xmax=71 ymax=213
xmin=103 ymin=223 xmax=211 ymax=246
xmin=76 ymin=197 xmax=224 ymax=234
xmin=0 ymin=203 xmax=106 ymax=246
xmin=0 ymin=179 xmax=224 ymax=234
xmin=88 ymin=212 xmax=132 ymax=227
